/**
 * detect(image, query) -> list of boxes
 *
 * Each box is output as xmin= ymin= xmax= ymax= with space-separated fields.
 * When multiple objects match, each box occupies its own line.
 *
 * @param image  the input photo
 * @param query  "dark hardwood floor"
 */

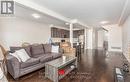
xmin=7 ymin=50 xmax=130 ymax=82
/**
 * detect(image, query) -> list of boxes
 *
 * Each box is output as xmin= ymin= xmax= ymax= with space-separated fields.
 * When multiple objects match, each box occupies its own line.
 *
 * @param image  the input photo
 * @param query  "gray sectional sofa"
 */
xmin=6 ymin=44 xmax=62 ymax=79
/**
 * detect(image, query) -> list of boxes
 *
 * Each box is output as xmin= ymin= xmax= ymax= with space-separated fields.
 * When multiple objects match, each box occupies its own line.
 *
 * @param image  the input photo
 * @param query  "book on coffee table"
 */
xmin=45 ymin=56 xmax=77 ymax=82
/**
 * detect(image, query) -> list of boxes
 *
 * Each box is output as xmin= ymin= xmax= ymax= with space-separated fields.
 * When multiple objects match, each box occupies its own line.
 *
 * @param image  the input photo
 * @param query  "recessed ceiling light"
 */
xmin=65 ymin=23 xmax=69 ymax=25
xmin=100 ymin=21 xmax=109 ymax=24
xmin=32 ymin=13 xmax=40 ymax=19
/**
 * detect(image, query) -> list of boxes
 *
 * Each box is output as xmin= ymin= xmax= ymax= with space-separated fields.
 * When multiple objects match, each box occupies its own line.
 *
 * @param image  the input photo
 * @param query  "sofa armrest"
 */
xmin=6 ymin=54 xmax=20 ymax=79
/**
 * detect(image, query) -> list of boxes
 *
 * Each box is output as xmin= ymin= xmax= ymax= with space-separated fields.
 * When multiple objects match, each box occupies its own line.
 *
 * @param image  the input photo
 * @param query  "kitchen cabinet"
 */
xmin=51 ymin=27 xmax=69 ymax=38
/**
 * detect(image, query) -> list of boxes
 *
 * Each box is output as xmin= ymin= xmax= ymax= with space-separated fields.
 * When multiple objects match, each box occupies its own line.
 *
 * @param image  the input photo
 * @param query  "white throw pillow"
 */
xmin=10 ymin=52 xmax=22 ymax=62
xmin=16 ymin=49 xmax=30 ymax=62
xmin=51 ymin=45 xmax=59 ymax=53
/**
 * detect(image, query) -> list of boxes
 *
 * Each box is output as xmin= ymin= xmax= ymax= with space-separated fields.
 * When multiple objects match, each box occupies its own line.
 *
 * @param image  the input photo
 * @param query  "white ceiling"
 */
xmin=15 ymin=0 xmax=130 ymax=27
xmin=15 ymin=3 xmax=86 ymax=29
xmin=15 ymin=4 xmax=68 ymax=27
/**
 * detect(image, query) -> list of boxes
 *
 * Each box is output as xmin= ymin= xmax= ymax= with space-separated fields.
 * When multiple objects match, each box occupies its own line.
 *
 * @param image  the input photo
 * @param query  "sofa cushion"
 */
xmin=24 ymin=46 xmax=32 ymax=57
xmin=43 ymin=44 xmax=52 ymax=53
xmin=20 ymin=58 xmax=39 ymax=68
xmin=10 ymin=46 xmax=32 ymax=57
xmin=10 ymin=47 xmax=22 ymax=52
xmin=49 ymin=53 xmax=62 ymax=59
xmin=10 ymin=52 xmax=22 ymax=62
xmin=39 ymin=54 xmax=53 ymax=63
xmin=32 ymin=53 xmax=45 ymax=58
xmin=31 ymin=44 xmax=45 ymax=57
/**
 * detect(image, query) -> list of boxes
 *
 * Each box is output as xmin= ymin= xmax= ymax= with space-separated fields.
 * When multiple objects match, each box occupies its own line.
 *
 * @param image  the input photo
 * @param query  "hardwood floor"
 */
xmin=7 ymin=50 xmax=130 ymax=82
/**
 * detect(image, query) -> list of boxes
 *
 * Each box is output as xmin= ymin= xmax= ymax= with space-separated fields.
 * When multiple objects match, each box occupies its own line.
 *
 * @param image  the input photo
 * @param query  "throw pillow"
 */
xmin=10 ymin=52 xmax=22 ymax=62
xmin=43 ymin=44 xmax=52 ymax=53
xmin=51 ymin=45 xmax=59 ymax=53
xmin=10 ymin=46 xmax=32 ymax=57
xmin=16 ymin=49 xmax=30 ymax=62
xmin=31 ymin=44 xmax=45 ymax=56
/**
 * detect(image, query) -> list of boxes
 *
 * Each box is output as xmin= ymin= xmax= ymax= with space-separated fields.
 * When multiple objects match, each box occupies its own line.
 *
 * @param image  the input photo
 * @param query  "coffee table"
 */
xmin=45 ymin=56 xmax=77 ymax=82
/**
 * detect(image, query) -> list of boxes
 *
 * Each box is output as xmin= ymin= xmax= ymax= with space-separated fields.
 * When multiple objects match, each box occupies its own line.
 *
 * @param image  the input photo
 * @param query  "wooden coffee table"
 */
xmin=45 ymin=56 xmax=77 ymax=82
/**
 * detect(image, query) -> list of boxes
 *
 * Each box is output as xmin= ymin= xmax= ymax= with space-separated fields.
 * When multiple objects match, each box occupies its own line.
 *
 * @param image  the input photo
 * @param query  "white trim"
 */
xmin=69 ymin=23 xmax=73 ymax=48
xmin=77 ymin=21 xmax=89 ymax=28
xmin=118 ymin=0 xmax=129 ymax=25
xmin=84 ymin=28 xmax=87 ymax=49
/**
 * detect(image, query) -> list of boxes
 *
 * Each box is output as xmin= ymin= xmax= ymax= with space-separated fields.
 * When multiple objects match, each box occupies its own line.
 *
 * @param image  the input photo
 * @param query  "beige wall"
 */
xmin=0 ymin=17 xmax=51 ymax=50
xmin=122 ymin=15 xmax=130 ymax=62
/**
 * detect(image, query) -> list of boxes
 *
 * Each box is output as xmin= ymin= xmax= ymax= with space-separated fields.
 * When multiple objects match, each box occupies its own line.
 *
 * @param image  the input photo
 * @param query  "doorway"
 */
xmin=97 ymin=28 xmax=108 ymax=51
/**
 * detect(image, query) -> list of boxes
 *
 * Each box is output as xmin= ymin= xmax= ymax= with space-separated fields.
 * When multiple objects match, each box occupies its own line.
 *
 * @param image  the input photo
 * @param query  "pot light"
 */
xmin=100 ymin=21 xmax=109 ymax=24
xmin=32 ymin=13 xmax=40 ymax=19
xmin=65 ymin=23 xmax=69 ymax=25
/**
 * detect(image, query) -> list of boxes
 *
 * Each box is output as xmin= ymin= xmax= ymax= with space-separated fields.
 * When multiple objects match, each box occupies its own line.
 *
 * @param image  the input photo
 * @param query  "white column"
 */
xmin=70 ymin=23 xmax=73 ymax=48
xmin=84 ymin=28 xmax=87 ymax=50
xmin=87 ymin=28 xmax=93 ymax=49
